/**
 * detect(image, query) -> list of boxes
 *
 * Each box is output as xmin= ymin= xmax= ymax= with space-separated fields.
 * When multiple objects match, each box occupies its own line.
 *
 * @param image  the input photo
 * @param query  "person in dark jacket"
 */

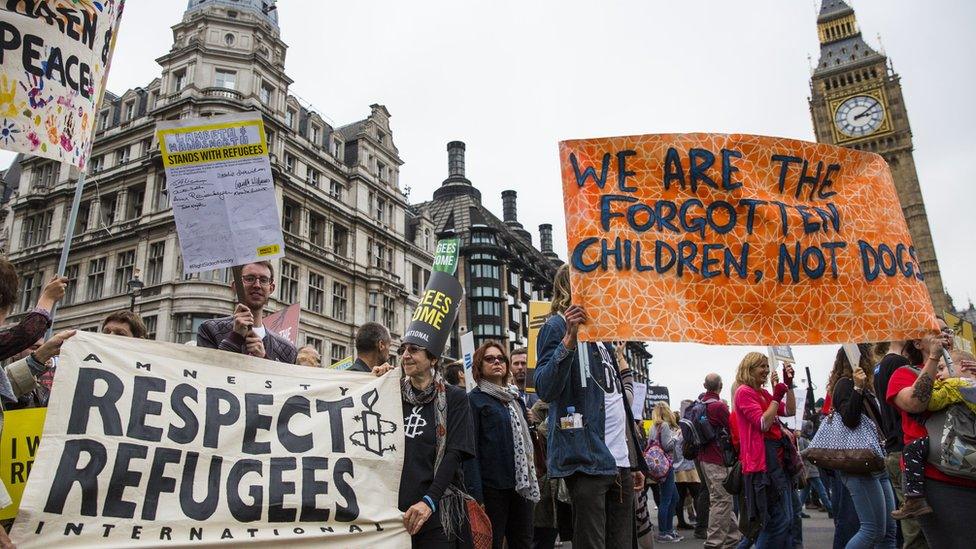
xmin=534 ymin=265 xmax=648 ymax=549
xmin=465 ymin=340 xmax=539 ymax=549
xmin=351 ymin=322 xmax=392 ymax=373
xmin=828 ymin=344 xmax=896 ymax=549
xmin=196 ymin=261 xmax=296 ymax=363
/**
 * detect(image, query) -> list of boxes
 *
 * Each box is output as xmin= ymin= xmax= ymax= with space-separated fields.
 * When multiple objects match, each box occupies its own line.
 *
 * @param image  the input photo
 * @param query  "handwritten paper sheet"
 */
xmin=157 ymin=112 xmax=284 ymax=274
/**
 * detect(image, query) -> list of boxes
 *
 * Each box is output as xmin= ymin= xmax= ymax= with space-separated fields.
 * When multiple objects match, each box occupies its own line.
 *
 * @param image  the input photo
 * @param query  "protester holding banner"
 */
xmin=353 ymin=322 xmax=393 ymax=373
xmin=887 ymin=331 xmax=976 ymax=549
xmin=534 ymin=265 xmax=648 ymax=549
xmin=0 ymin=259 xmax=67 ymax=360
xmin=100 ymin=310 xmax=148 ymax=338
xmin=733 ymin=352 xmax=796 ymax=548
xmin=196 ymin=261 xmax=297 ymax=363
xmin=826 ymin=344 xmax=897 ymax=549
xmin=465 ymin=341 xmax=539 ymax=549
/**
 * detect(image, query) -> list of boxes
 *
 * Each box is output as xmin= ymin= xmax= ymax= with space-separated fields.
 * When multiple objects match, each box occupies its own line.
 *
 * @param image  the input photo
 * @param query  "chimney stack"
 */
xmin=539 ymin=224 xmax=554 ymax=254
xmin=502 ymin=190 xmax=518 ymax=223
xmin=447 ymin=141 xmax=465 ymax=179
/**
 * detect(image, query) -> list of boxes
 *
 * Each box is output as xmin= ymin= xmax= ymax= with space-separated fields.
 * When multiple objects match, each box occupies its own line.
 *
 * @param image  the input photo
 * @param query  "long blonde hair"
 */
xmin=735 ymin=352 xmax=768 ymax=390
xmin=550 ymin=264 xmax=572 ymax=315
xmin=652 ymin=402 xmax=677 ymax=428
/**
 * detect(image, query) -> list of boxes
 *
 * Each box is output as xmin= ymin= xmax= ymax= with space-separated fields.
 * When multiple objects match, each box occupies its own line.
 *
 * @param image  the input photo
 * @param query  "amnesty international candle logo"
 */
xmin=402 ymin=271 xmax=464 ymax=357
xmin=349 ymin=390 xmax=397 ymax=457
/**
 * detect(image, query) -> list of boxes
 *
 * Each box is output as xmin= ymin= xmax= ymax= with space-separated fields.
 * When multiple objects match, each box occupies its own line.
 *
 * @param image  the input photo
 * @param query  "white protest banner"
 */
xmin=0 ymin=2 xmax=125 ymax=167
xmin=631 ymin=382 xmax=648 ymax=418
xmin=11 ymin=332 xmax=408 ymax=548
xmin=156 ymin=112 xmax=285 ymax=274
xmin=842 ymin=343 xmax=861 ymax=369
xmin=461 ymin=331 xmax=475 ymax=392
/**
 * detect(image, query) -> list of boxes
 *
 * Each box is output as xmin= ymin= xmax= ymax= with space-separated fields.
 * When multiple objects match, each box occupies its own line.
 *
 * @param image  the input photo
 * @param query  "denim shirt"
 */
xmin=534 ymin=313 xmax=647 ymax=479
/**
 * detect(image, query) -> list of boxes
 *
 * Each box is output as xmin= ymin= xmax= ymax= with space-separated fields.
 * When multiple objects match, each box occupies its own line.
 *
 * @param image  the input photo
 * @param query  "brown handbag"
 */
xmin=466 ymin=498 xmax=493 ymax=549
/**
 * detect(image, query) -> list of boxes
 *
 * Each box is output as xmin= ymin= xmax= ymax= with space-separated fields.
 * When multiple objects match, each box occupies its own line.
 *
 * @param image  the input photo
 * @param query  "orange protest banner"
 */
xmin=560 ymin=133 xmax=937 ymax=345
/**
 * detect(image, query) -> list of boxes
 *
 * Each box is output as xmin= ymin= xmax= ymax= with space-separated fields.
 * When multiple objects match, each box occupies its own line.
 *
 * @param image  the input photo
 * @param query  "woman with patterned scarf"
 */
xmin=396 ymin=341 xmax=476 ymax=548
xmin=463 ymin=341 xmax=540 ymax=549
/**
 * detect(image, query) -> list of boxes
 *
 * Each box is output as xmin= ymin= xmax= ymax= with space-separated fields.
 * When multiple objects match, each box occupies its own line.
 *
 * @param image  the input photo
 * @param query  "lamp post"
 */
xmin=127 ymin=268 xmax=144 ymax=312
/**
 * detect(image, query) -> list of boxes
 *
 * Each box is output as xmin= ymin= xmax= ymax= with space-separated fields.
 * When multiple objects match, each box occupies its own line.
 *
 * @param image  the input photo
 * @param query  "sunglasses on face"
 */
xmin=483 ymin=355 xmax=507 ymax=364
xmin=399 ymin=344 xmax=426 ymax=356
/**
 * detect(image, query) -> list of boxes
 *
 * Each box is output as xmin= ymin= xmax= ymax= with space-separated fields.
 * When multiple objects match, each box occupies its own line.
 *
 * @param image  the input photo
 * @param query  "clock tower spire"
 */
xmin=809 ymin=0 xmax=950 ymax=314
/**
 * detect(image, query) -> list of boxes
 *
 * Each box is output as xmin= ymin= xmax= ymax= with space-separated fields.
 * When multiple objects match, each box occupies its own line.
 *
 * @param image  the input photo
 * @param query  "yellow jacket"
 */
xmin=928 ymin=377 xmax=976 ymax=413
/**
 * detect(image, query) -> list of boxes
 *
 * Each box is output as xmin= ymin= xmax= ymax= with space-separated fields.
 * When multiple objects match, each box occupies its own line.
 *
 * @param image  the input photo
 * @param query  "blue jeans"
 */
xmin=791 ymin=488 xmax=803 ymax=547
xmin=800 ymin=476 xmax=833 ymax=513
xmin=840 ymin=472 xmax=896 ymax=549
xmin=657 ymin=468 xmax=678 ymax=535
xmin=755 ymin=484 xmax=793 ymax=549
xmin=829 ymin=470 xmax=859 ymax=549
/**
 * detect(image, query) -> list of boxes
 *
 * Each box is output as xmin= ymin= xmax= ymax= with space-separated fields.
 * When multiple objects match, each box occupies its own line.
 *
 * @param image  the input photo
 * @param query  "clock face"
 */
xmin=834 ymin=95 xmax=885 ymax=138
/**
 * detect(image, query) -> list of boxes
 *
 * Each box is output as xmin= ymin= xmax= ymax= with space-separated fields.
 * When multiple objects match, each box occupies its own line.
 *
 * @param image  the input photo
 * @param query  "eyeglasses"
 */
xmin=241 ymin=275 xmax=272 ymax=286
xmin=484 ymin=355 xmax=507 ymax=364
xmin=399 ymin=344 xmax=426 ymax=356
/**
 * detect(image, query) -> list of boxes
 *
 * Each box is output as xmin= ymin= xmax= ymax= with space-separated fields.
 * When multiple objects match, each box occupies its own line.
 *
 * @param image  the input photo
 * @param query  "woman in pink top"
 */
xmin=733 ymin=352 xmax=796 ymax=549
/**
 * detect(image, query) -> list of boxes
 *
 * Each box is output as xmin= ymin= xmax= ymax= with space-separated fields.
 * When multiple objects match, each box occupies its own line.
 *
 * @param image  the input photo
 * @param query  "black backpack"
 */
xmin=679 ymin=397 xmax=719 ymax=460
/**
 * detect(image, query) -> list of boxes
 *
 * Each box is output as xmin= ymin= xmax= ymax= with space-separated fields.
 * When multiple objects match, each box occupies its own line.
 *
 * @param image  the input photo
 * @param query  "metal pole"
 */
xmin=46 ymin=170 xmax=86 ymax=337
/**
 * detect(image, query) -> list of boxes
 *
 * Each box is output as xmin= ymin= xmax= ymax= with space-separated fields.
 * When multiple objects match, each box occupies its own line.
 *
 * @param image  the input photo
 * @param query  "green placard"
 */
xmin=432 ymin=238 xmax=460 ymax=274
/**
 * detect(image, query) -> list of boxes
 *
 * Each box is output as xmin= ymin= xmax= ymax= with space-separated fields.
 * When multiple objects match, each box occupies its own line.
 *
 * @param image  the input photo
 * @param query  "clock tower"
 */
xmin=809 ymin=0 xmax=950 ymax=314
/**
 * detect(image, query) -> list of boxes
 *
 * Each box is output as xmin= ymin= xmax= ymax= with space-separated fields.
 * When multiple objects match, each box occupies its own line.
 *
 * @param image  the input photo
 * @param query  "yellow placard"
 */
xmin=0 ymin=408 xmax=46 ymax=520
xmin=257 ymin=244 xmax=281 ymax=257
xmin=526 ymin=300 xmax=552 ymax=392
xmin=157 ymin=119 xmax=268 ymax=168
xmin=945 ymin=311 xmax=976 ymax=355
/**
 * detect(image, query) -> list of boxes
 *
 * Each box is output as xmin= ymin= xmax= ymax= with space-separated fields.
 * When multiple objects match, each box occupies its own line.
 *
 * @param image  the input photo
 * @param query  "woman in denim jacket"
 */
xmin=534 ymin=265 xmax=648 ymax=549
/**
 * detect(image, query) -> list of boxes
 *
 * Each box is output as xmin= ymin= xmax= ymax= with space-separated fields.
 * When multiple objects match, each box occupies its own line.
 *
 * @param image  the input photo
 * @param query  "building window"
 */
xmin=260 ymin=82 xmax=274 ymax=104
xmin=331 ymin=139 xmax=342 ymax=159
xmin=173 ymin=69 xmax=187 ymax=92
xmin=382 ymin=294 xmax=396 ymax=331
xmin=174 ymin=313 xmax=220 ymax=344
xmin=376 ymin=161 xmax=387 ymax=182
xmin=282 ymin=200 xmax=298 ymax=234
xmin=328 ymin=179 xmax=343 ymax=200
xmin=18 ymin=273 xmax=39 ymax=312
xmin=471 ymin=231 xmax=497 ymax=245
xmin=124 ymin=101 xmax=135 ymax=121
xmin=285 ymin=108 xmax=296 ymax=128
xmin=74 ymin=201 xmax=91 ymax=235
xmin=139 ymin=316 xmax=157 ymax=340
xmin=146 ymin=241 xmax=165 ymax=285
xmin=306 ymin=167 xmax=320 ymax=187
xmin=153 ymin=174 xmax=170 ymax=211
xmin=33 ymin=162 xmax=59 ymax=189
xmin=126 ymin=185 xmax=145 ymax=219
xmin=307 ymin=272 xmax=325 ymax=313
xmin=376 ymin=196 xmax=386 ymax=222
xmin=469 ymin=263 xmax=500 ymax=279
xmin=304 ymin=335 xmax=323 ymax=357
xmin=474 ymin=300 xmax=502 ymax=317
xmin=141 ymin=137 xmax=153 ymax=156
xmin=309 ymin=213 xmax=325 ymax=247
xmin=280 ymin=261 xmax=299 ymax=303
xmin=113 ymin=250 xmax=136 ymax=294
xmin=214 ymin=68 xmax=236 ymax=90
xmin=412 ymin=264 xmax=424 ymax=295
xmin=100 ymin=193 xmax=117 ymax=226
xmin=471 ymin=285 xmax=501 ymax=298
xmin=376 ymin=130 xmax=386 ymax=145
xmin=98 ymin=110 xmax=109 ymax=130
xmin=284 ymin=153 xmax=295 ymax=173
xmin=423 ymin=229 xmax=431 ymax=251
xmin=90 ymin=155 xmax=104 ymax=173
xmin=60 ymin=264 xmax=79 ymax=306
xmin=20 ymin=210 xmax=52 ymax=248
xmin=330 ymin=343 xmax=347 ymax=364
xmin=332 ymin=281 xmax=347 ymax=321
xmin=368 ymin=291 xmax=378 ymax=322
xmin=309 ymin=125 xmax=320 ymax=143
xmin=87 ymin=257 xmax=106 ymax=300
xmin=331 ymin=224 xmax=349 ymax=257
xmin=117 ymin=146 xmax=130 ymax=165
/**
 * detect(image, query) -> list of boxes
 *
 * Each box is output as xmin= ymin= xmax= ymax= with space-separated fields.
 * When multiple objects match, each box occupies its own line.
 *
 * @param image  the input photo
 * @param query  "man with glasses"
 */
xmin=197 ymin=261 xmax=297 ymax=364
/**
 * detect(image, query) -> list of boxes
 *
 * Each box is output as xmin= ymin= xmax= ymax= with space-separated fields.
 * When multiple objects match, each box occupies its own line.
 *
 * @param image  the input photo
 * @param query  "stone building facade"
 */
xmin=1 ymin=0 xmax=435 ymax=364
xmin=808 ymin=0 xmax=950 ymax=314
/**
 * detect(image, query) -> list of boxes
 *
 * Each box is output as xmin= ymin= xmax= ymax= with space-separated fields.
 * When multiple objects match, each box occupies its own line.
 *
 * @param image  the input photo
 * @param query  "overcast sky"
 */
xmin=4 ymin=1 xmax=973 ymax=405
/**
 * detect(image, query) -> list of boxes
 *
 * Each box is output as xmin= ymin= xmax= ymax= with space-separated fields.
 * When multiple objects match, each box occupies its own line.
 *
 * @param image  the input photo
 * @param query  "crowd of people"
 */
xmin=2 ymin=257 xmax=975 ymax=549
